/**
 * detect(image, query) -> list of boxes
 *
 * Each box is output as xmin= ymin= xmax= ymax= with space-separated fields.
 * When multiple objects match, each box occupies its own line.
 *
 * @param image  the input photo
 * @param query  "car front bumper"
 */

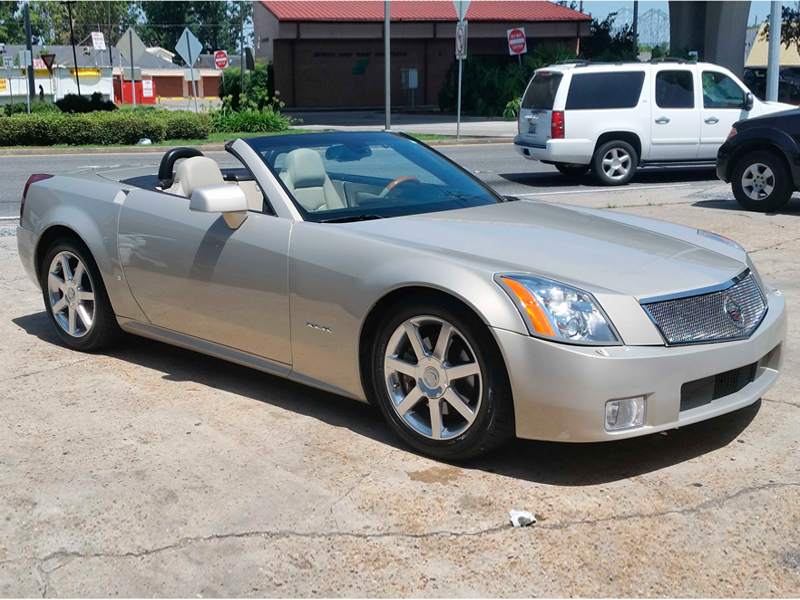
xmin=493 ymin=286 xmax=787 ymax=442
xmin=513 ymin=135 xmax=594 ymax=165
xmin=716 ymin=140 xmax=734 ymax=182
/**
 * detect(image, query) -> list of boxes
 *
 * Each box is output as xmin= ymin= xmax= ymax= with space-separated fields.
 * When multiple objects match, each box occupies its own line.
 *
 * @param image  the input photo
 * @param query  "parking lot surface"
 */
xmin=1 ymin=153 xmax=799 ymax=596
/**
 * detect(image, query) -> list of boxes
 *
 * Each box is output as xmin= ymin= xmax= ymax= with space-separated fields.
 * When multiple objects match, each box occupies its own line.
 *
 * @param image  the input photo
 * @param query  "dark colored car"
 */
xmin=717 ymin=108 xmax=800 ymax=211
xmin=742 ymin=67 xmax=800 ymax=103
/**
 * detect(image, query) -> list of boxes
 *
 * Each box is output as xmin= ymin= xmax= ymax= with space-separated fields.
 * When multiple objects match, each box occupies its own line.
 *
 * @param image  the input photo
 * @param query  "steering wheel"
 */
xmin=378 ymin=175 xmax=421 ymax=198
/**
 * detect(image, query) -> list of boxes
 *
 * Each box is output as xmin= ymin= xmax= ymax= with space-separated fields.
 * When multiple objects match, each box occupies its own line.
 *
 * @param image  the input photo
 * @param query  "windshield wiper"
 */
xmin=320 ymin=214 xmax=386 ymax=224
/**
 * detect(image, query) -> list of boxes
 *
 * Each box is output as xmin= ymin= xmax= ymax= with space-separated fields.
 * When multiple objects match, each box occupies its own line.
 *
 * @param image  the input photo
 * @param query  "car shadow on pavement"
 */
xmin=13 ymin=310 xmax=760 ymax=486
xmin=692 ymin=196 xmax=800 ymax=215
xmin=500 ymin=166 xmax=718 ymax=190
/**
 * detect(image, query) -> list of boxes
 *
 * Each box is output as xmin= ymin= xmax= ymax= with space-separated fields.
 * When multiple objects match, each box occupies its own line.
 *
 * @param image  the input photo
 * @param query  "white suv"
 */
xmin=514 ymin=59 xmax=793 ymax=185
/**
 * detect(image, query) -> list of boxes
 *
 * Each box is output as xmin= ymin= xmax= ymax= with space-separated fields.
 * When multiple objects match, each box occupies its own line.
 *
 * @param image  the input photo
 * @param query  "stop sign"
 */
xmin=214 ymin=50 xmax=228 ymax=69
xmin=507 ymin=28 xmax=527 ymax=56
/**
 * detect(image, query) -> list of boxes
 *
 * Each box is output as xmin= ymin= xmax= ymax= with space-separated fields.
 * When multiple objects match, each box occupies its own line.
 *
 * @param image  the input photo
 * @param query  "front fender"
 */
xmin=725 ymin=127 xmax=800 ymax=187
xmin=25 ymin=176 xmax=147 ymax=322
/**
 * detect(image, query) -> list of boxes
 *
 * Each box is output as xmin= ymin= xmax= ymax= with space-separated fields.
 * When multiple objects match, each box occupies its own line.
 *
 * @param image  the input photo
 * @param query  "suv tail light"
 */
xmin=551 ymin=111 xmax=565 ymax=139
xmin=21 ymin=174 xmax=53 ymax=221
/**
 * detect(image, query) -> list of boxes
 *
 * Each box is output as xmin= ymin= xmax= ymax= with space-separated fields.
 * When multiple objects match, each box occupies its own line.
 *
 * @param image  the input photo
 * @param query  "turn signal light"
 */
xmin=727 ymin=127 xmax=737 ymax=141
xmin=21 ymin=174 xmax=53 ymax=221
xmin=500 ymin=276 xmax=555 ymax=336
xmin=551 ymin=111 xmax=565 ymax=139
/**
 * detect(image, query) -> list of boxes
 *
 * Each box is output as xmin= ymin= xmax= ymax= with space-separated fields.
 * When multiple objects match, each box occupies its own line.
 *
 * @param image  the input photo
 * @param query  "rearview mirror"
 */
xmin=325 ymin=143 xmax=372 ymax=162
xmin=743 ymin=92 xmax=754 ymax=111
xmin=190 ymin=184 xmax=249 ymax=229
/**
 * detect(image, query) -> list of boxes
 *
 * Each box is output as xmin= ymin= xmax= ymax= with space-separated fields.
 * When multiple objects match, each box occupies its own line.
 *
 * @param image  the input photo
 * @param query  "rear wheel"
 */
xmin=731 ymin=150 xmax=793 ymax=212
xmin=555 ymin=163 xmax=590 ymax=177
xmin=592 ymin=140 xmax=638 ymax=185
xmin=40 ymin=237 xmax=121 ymax=351
xmin=369 ymin=296 xmax=514 ymax=460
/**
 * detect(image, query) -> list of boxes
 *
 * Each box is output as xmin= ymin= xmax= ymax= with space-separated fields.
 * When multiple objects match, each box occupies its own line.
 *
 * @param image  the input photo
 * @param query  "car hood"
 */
xmin=345 ymin=201 xmax=746 ymax=299
xmin=760 ymin=100 xmax=796 ymax=115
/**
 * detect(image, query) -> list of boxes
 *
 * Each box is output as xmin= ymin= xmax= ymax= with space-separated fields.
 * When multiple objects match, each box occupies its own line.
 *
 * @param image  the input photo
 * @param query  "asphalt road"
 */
xmin=0 ymin=143 xmax=721 ymax=219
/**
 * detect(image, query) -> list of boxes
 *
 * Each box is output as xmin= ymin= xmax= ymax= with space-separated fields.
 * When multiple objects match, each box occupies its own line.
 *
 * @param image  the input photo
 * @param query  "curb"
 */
xmin=0 ymin=137 xmax=511 ymax=157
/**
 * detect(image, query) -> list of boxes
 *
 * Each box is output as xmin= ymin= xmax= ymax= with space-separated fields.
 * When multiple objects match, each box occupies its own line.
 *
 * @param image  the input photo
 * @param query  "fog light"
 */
xmin=605 ymin=396 xmax=646 ymax=431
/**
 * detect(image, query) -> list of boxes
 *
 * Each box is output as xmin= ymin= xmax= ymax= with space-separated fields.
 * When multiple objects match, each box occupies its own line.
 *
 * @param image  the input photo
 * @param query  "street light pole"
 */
xmin=384 ymin=0 xmax=391 ymax=130
xmin=24 ymin=1 xmax=35 ymax=100
xmin=766 ymin=0 xmax=781 ymax=102
xmin=632 ymin=0 xmax=639 ymax=58
xmin=66 ymin=1 xmax=81 ymax=96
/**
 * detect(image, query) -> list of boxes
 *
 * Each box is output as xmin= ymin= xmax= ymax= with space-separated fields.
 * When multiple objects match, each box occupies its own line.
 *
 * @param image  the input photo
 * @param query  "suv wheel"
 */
xmin=592 ymin=140 xmax=638 ymax=186
xmin=731 ymin=150 xmax=793 ymax=212
xmin=555 ymin=163 xmax=590 ymax=177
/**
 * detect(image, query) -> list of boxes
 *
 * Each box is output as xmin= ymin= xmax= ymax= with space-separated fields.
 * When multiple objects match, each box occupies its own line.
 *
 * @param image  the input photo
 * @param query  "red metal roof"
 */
xmin=260 ymin=1 xmax=590 ymax=22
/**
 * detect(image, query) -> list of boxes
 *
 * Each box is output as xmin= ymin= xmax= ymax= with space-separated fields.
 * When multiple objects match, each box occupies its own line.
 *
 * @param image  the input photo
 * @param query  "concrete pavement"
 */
xmin=1 ymin=167 xmax=799 ymax=595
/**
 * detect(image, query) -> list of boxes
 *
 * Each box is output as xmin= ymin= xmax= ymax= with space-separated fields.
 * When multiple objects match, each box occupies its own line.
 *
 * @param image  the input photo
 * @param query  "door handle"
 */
xmin=705 ymin=117 xmax=719 ymax=124
xmin=655 ymin=116 xmax=670 ymax=124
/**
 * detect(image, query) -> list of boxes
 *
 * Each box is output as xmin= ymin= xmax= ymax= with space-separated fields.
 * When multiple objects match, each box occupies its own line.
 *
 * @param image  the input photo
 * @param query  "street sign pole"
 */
xmin=190 ymin=64 xmax=198 ymax=113
xmin=767 ymin=0 xmax=781 ymax=102
xmin=457 ymin=57 xmax=463 ymax=141
xmin=129 ymin=29 xmax=136 ymax=108
xmin=453 ymin=2 xmax=470 ymax=142
xmin=385 ymin=0 xmax=390 ymax=131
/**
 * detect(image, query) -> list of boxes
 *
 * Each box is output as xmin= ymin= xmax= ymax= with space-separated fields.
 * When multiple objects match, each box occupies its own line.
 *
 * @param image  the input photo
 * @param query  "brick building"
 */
xmin=253 ymin=1 xmax=590 ymax=108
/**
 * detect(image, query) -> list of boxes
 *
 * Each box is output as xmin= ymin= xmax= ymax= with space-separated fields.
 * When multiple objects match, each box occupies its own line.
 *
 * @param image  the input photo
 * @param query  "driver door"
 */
xmin=118 ymin=188 xmax=292 ymax=366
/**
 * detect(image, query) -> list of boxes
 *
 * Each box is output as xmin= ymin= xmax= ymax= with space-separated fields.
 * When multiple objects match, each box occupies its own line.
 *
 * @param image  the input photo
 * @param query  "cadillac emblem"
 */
xmin=724 ymin=296 xmax=746 ymax=329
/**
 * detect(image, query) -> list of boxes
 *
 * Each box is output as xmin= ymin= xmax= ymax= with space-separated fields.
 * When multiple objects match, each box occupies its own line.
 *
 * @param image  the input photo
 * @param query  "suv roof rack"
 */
xmin=649 ymin=57 xmax=690 ymax=64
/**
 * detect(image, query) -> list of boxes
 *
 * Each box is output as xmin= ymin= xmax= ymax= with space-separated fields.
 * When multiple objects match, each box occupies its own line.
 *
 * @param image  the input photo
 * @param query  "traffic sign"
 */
xmin=2 ymin=55 xmax=13 ymax=68
xmin=507 ymin=28 xmax=527 ymax=56
xmin=91 ymin=31 xmax=106 ymax=51
xmin=176 ymin=28 xmax=203 ymax=68
xmin=214 ymin=50 xmax=228 ymax=69
xmin=453 ymin=0 xmax=470 ymax=21
xmin=40 ymin=53 xmax=55 ymax=74
xmin=18 ymin=49 xmax=31 ymax=66
xmin=116 ymin=28 xmax=146 ymax=63
xmin=455 ymin=21 xmax=468 ymax=59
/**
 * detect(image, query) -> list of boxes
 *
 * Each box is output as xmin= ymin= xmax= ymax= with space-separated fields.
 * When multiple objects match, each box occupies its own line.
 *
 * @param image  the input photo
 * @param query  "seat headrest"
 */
xmin=174 ymin=157 xmax=224 ymax=197
xmin=284 ymin=148 xmax=327 ymax=189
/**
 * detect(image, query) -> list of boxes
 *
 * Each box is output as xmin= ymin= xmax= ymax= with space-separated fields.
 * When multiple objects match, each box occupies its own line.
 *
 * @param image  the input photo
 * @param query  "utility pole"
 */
xmin=66 ymin=1 xmax=81 ymax=96
xmin=384 ymin=0 xmax=391 ymax=130
xmin=766 ymin=0 xmax=781 ymax=102
xmin=632 ymin=0 xmax=639 ymax=58
xmin=240 ymin=6 xmax=245 ymax=103
xmin=24 ymin=1 xmax=35 ymax=100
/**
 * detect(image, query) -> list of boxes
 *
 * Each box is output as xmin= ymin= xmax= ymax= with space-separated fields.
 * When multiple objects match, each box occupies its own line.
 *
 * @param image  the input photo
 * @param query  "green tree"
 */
xmin=580 ymin=12 xmax=636 ymax=61
xmin=762 ymin=4 xmax=800 ymax=55
xmin=0 ymin=1 xmax=24 ymax=44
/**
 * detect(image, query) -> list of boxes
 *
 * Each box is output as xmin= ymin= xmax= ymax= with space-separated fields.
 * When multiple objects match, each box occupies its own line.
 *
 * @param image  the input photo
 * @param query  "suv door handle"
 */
xmin=655 ymin=117 xmax=670 ymax=124
xmin=705 ymin=117 xmax=719 ymax=124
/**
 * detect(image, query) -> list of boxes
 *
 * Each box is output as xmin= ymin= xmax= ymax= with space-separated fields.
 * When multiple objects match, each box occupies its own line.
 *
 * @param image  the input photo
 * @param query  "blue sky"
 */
xmin=584 ymin=1 xmax=776 ymax=26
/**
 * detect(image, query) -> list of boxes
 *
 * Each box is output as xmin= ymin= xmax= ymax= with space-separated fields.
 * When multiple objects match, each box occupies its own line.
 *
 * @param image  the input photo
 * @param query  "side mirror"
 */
xmin=744 ymin=92 xmax=754 ymax=111
xmin=190 ymin=184 xmax=249 ymax=229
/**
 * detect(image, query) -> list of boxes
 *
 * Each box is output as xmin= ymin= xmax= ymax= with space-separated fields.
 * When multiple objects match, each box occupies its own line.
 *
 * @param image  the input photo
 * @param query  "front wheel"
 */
xmin=731 ymin=150 xmax=794 ymax=212
xmin=369 ymin=296 xmax=515 ymax=460
xmin=40 ymin=237 xmax=121 ymax=351
xmin=592 ymin=140 xmax=638 ymax=185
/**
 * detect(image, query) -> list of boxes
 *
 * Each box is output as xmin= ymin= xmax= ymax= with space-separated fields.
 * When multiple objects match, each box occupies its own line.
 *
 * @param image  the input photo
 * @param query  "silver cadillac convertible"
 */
xmin=17 ymin=132 xmax=786 ymax=459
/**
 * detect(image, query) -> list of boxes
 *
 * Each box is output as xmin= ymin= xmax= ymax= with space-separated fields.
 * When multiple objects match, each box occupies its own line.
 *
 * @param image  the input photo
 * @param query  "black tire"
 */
xmin=555 ymin=163 xmax=590 ymax=177
xmin=368 ymin=294 xmax=515 ymax=460
xmin=592 ymin=140 xmax=638 ymax=186
xmin=40 ymin=236 xmax=122 ymax=352
xmin=731 ymin=150 xmax=794 ymax=212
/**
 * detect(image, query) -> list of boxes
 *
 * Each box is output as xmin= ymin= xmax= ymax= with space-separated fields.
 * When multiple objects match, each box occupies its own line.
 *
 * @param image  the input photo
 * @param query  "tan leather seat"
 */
xmin=279 ymin=148 xmax=345 ymax=212
xmin=169 ymin=157 xmax=225 ymax=197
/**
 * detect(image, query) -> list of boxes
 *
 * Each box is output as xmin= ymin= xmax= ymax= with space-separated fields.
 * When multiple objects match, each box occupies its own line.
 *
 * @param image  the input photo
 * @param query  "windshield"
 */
xmin=245 ymin=132 xmax=503 ymax=222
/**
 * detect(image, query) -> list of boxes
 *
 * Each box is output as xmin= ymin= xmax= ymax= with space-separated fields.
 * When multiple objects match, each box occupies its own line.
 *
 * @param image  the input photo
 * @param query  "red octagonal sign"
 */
xmin=507 ymin=28 xmax=527 ymax=55
xmin=214 ymin=50 xmax=228 ymax=69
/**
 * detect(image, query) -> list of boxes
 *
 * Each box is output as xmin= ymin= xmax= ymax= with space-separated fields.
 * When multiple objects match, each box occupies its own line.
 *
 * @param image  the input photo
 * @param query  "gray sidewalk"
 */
xmin=287 ymin=109 xmax=518 ymax=138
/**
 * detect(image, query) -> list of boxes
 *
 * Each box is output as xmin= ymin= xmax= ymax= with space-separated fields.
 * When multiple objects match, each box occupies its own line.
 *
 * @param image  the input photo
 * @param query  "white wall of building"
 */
xmin=0 ymin=67 xmax=113 ymax=105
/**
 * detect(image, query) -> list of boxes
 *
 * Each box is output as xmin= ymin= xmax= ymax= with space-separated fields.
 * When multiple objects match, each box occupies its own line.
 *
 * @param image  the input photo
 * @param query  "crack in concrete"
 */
xmin=4 ymin=481 xmax=798 ymax=576
xmin=750 ymin=236 xmax=800 ymax=254
xmin=0 ymin=358 xmax=91 ymax=384
xmin=762 ymin=397 xmax=800 ymax=409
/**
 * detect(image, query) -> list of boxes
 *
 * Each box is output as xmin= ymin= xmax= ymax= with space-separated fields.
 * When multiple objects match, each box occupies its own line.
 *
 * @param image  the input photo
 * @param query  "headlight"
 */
xmin=496 ymin=274 xmax=620 ymax=345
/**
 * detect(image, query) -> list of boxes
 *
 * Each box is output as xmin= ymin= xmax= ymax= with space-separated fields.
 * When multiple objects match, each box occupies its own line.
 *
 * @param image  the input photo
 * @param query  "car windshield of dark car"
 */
xmin=245 ymin=132 xmax=503 ymax=221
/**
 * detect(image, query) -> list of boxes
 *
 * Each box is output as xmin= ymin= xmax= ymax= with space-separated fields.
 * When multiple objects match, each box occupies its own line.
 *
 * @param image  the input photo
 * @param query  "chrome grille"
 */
xmin=642 ymin=273 xmax=766 ymax=344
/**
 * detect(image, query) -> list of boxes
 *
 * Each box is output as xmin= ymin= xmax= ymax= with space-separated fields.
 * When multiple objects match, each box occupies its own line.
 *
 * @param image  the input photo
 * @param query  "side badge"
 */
xmin=307 ymin=322 xmax=332 ymax=334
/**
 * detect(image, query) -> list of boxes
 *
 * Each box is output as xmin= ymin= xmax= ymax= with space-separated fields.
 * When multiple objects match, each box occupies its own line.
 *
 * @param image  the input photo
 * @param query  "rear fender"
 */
xmin=26 ymin=177 xmax=147 ymax=322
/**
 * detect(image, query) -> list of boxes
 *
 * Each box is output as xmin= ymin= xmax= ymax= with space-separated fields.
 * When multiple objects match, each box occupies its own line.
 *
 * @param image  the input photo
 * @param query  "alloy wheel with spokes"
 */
xmin=47 ymin=250 xmax=95 ymax=337
xmin=740 ymin=162 xmax=775 ymax=201
xmin=383 ymin=316 xmax=483 ymax=441
xmin=602 ymin=148 xmax=631 ymax=180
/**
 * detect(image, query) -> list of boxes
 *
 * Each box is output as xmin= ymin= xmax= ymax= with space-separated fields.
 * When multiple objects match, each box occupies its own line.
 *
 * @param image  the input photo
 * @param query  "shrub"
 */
xmin=56 ymin=92 xmax=116 ymax=113
xmin=3 ymin=102 xmax=60 ymax=117
xmin=158 ymin=111 xmax=213 ymax=140
xmin=0 ymin=112 xmax=167 ymax=146
xmin=219 ymin=62 xmax=275 ymax=111
xmin=211 ymin=106 xmax=292 ymax=133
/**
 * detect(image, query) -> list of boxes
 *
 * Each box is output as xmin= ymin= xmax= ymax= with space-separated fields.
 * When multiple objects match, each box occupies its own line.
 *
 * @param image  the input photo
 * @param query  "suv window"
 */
xmin=655 ymin=70 xmax=694 ymax=109
xmin=521 ymin=72 xmax=563 ymax=110
xmin=565 ymin=72 xmax=645 ymax=110
xmin=702 ymin=71 xmax=745 ymax=109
